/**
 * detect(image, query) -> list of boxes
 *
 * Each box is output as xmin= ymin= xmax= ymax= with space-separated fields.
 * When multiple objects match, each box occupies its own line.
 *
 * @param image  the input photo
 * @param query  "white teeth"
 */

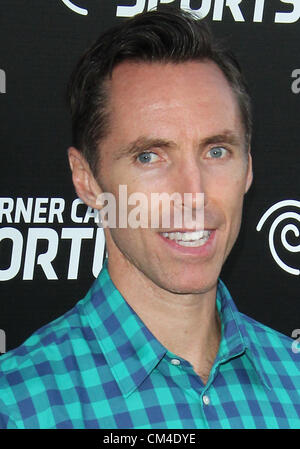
xmin=161 ymin=230 xmax=211 ymax=247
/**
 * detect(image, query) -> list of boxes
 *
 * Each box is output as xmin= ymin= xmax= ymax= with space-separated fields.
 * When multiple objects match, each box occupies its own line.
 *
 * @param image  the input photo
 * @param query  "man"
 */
xmin=0 ymin=9 xmax=299 ymax=429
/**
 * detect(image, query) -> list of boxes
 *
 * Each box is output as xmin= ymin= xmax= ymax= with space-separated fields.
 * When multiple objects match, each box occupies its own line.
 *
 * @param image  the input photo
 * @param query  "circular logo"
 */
xmin=256 ymin=200 xmax=300 ymax=275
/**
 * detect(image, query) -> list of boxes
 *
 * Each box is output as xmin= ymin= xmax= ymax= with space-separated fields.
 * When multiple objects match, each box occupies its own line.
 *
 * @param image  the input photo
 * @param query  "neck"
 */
xmin=107 ymin=254 xmax=222 ymax=384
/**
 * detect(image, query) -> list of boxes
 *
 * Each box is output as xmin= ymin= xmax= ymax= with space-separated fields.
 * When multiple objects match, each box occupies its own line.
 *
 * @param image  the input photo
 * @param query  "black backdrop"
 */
xmin=0 ymin=0 xmax=299 ymax=354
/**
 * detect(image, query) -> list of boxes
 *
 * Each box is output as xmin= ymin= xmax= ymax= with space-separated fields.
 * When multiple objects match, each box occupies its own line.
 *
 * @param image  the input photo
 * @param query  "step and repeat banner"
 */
xmin=0 ymin=0 xmax=299 ymax=353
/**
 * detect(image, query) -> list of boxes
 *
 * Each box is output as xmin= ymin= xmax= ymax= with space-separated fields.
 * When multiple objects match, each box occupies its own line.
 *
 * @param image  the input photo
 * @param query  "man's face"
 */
xmin=95 ymin=60 xmax=252 ymax=295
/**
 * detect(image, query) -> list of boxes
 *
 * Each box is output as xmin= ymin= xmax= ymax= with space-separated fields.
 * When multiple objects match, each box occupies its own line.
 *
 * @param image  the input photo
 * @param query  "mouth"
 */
xmin=160 ymin=230 xmax=212 ymax=247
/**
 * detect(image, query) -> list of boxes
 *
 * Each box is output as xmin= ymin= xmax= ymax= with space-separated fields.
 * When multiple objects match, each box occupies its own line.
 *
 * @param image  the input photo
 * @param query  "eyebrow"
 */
xmin=114 ymin=130 xmax=243 ymax=160
xmin=114 ymin=137 xmax=174 ymax=160
xmin=201 ymin=130 xmax=242 ymax=147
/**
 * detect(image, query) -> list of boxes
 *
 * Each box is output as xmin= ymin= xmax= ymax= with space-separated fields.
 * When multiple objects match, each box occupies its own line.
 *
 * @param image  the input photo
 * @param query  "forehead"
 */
xmin=105 ymin=60 xmax=243 ymax=144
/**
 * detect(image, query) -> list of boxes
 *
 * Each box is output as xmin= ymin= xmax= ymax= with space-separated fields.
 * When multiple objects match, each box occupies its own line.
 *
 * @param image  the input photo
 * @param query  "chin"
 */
xmin=156 ymin=270 xmax=219 ymax=296
xmin=164 ymin=283 xmax=217 ymax=296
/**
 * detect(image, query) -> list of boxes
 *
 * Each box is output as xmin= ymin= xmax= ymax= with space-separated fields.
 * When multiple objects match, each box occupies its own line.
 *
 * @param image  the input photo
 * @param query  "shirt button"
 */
xmin=202 ymin=395 xmax=210 ymax=406
xmin=170 ymin=358 xmax=181 ymax=366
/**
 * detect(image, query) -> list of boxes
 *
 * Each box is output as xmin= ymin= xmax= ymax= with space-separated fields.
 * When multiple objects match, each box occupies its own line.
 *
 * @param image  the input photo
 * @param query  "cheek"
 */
xmin=108 ymin=227 xmax=154 ymax=268
xmin=225 ymin=184 xmax=246 ymax=217
xmin=209 ymin=172 xmax=247 ymax=220
xmin=225 ymin=183 xmax=247 ymax=234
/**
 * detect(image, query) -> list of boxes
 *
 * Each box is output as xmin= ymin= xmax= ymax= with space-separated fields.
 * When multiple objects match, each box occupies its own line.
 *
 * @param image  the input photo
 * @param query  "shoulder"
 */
xmin=0 ymin=299 xmax=93 ymax=427
xmin=240 ymin=312 xmax=300 ymax=383
xmin=241 ymin=312 xmax=295 ymax=350
xmin=0 ymin=301 xmax=84 ymax=373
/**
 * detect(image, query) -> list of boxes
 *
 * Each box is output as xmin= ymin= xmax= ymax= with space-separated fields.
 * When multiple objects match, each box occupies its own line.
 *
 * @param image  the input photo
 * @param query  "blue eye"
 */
xmin=208 ymin=147 xmax=227 ymax=158
xmin=137 ymin=152 xmax=159 ymax=164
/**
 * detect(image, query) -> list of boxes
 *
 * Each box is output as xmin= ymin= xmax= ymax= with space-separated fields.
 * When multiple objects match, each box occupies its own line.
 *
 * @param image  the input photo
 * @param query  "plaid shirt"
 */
xmin=0 ymin=261 xmax=299 ymax=429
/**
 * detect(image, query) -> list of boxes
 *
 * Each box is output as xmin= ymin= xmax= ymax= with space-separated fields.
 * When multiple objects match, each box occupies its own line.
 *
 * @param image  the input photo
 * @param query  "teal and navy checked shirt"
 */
xmin=0 ymin=261 xmax=299 ymax=429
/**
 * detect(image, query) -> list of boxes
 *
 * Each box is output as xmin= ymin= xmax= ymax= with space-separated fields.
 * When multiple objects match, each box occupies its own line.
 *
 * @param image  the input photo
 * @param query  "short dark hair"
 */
xmin=68 ymin=8 xmax=252 ymax=173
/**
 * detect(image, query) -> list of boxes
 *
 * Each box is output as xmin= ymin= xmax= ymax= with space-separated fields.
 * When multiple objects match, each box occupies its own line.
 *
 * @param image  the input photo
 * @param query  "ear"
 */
xmin=244 ymin=149 xmax=253 ymax=194
xmin=68 ymin=146 xmax=102 ymax=209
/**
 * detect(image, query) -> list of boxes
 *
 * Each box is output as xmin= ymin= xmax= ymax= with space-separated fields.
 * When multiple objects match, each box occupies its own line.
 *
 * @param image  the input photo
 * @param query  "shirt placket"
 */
xmin=158 ymin=351 xmax=222 ymax=428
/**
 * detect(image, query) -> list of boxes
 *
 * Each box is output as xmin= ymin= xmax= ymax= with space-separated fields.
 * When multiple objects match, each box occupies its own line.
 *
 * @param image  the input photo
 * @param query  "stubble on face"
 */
xmin=93 ymin=60 xmax=252 ymax=300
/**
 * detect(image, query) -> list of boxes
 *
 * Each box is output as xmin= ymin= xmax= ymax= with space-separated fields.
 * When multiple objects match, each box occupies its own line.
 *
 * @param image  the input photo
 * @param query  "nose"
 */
xmin=174 ymin=155 xmax=206 ymax=209
xmin=168 ymin=156 xmax=206 ymax=230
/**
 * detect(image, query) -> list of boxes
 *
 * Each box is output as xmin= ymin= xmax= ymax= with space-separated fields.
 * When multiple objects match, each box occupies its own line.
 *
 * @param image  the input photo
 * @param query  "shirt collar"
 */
xmin=83 ymin=262 xmax=271 ymax=396
xmin=216 ymin=279 xmax=272 ymax=390
xmin=83 ymin=261 xmax=167 ymax=397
